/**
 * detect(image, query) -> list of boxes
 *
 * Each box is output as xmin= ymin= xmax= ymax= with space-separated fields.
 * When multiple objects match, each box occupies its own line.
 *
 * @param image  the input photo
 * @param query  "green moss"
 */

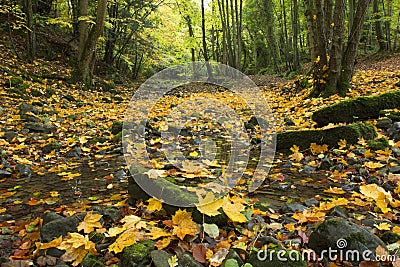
xmin=326 ymin=219 xmax=340 ymax=226
xmin=9 ymin=76 xmax=24 ymax=87
xmin=347 ymin=232 xmax=366 ymax=244
xmin=120 ymin=240 xmax=155 ymax=267
xmin=82 ymin=253 xmax=105 ymax=267
xmin=111 ymin=121 xmax=123 ymax=135
xmin=111 ymin=132 xmax=122 ymax=142
xmin=30 ymin=89 xmax=43 ymax=97
xmin=312 ymin=90 xmax=400 ymax=126
xmin=368 ymin=137 xmax=389 ymax=151
xmin=89 ymin=136 xmax=108 ymax=144
xmin=380 ymin=231 xmax=400 ymax=244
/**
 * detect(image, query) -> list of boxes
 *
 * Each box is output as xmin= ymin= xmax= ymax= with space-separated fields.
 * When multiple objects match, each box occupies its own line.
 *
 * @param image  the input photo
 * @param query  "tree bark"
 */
xmin=373 ymin=0 xmax=387 ymax=51
xmin=24 ymin=0 xmax=36 ymax=62
xmin=201 ymin=0 xmax=213 ymax=79
xmin=75 ymin=0 xmax=108 ymax=85
xmin=339 ymin=0 xmax=371 ymax=93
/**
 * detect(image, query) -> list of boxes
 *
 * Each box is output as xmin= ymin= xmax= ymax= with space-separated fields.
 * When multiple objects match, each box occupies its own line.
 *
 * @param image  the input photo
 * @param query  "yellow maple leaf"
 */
xmin=155 ymin=237 xmax=171 ymax=250
xmin=374 ymin=222 xmax=391 ymax=231
xmin=172 ymin=209 xmax=198 ymax=240
xmin=57 ymin=233 xmax=97 ymax=266
xmin=376 ymin=192 xmax=391 ymax=213
xmin=105 ymin=227 xmax=125 ymax=237
xmin=146 ymin=197 xmax=163 ymax=212
xmin=196 ymin=192 xmax=223 ymax=216
xmin=338 ymin=139 xmax=347 ymax=149
xmin=121 ymin=215 xmax=142 ymax=229
xmin=364 ymin=161 xmax=385 ymax=169
xmin=108 ymin=229 xmax=146 ymax=254
xmin=393 ymin=226 xmax=400 ymax=235
xmin=77 ymin=211 xmax=103 ymax=234
xmin=310 ymin=143 xmax=328 ymax=155
xmin=222 ymin=196 xmax=247 ymax=223
xmin=359 ymin=184 xmax=389 ymax=199
xmin=35 ymin=236 xmax=63 ymax=251
xmin=289 ymin=145 xmax=303 ymax=162
xmin=148 ymin=227 xmax=171 ymax=240
xmin=324 ymin=187 xmax=346 ymax=194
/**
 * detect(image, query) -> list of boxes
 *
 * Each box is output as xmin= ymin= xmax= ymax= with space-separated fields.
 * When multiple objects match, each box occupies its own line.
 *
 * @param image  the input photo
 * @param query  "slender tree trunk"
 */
xmin=339 ymin=0 xmax=372 ymax=93
xmin=304 ymin=0 xmax=316 ymax=61
xmin=324 ymin=0 xmax=345 ymax=96
xmin=394 ymin=11 xmax=400 ymax=51
xmin=217 ymin=0 xmax=228 ymax=64
xmin=262 ymin=0 xmax=280 ymax=72
xmin=201 ymin=0 xmax=213 ymax=79
xmin=77 ymin=0 xmax=88 ymax=62
xmin=292 ymin=0 xmax=300 ymax=70
xmin=104 ymin=2 xmax=118 ymax=65
xmin=24 ymin=0 xmax=36 ymax=62
xmin=373 ymin=0 xmax=386 ymax=51
xmin=75 ymin=0 xmax=108 ymax=85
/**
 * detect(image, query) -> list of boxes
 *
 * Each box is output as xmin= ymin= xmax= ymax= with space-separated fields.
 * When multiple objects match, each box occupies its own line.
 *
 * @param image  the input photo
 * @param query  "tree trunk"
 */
xmin=373 ymin=0 xmax=387 ymax=51
xmin=24 ymin=0 xmax=36 ymax=62
xmin=75 ymin=0 xmax=108 ymax=85
xmin=324 ymin=0 xmax=345 ymax=97
xmin=292 ymin=0 xmax=300 ymax=70
xmin=262 ymin=0 xmax=280 ymax=72
xmin=201 ymin=0 xmax=213 ymax=79
xmin=339 ymin=0 xmax=371 ymax=93
xmin=394 ymin=11 xmax=400 ymax=51
xmin=104 ymin=2 xmax=118 ymax=65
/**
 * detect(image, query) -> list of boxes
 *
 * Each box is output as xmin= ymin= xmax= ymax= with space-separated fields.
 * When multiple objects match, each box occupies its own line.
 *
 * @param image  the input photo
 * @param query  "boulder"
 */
xmin=308 ymin=217 xmax=388 ymax=265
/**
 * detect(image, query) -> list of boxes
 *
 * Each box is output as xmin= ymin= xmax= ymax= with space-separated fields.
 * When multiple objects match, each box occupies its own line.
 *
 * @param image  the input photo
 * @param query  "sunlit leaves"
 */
xmin=57 ymin=233 xmax=97 ymax=266
xmin=196 ymin=192 xmax=223 ymax=216
xmin=172 ymin=209 xmax=198 ymax=240
xmin=146 ymin=197 xmax=163 ymax=212
xmin=289 ymin=145 xmax=304 ymax=162
xmin=77 ymin=211 xmax=103 ymax=234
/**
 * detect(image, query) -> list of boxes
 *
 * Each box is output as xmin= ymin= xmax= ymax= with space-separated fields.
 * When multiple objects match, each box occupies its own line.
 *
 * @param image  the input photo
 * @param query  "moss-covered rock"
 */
xmin=308 ymin=217 xmax=387 ymax=266
xmin=82 ymin=254 xmax=105 ymax=267
xmin=276 ymin=122 xmax=376 ymax=151
xmin=119 ymin=240 xmax=155 ymax=267
xmin=111 ymin=121 xmax=123 ymax=135
xmin=312 ymin=90 xmax=400 ymax=126
xmin=7 ymin=76 xmax=24 ymax=88
xmin=128 ymin=173 xmax=228 ymax=225
xmin=368 ymin=137 xmax=390 ymax=151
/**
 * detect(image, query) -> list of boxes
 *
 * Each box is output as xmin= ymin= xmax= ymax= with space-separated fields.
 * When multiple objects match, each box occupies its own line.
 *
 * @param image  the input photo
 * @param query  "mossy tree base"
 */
xmin=312 ymin=90 xmax=400 ymax=126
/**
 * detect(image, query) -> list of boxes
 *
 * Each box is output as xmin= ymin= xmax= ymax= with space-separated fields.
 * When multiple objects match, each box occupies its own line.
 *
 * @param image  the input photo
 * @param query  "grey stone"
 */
xmin=0 ymin=170 xmax=12 ymax=178
xmin=178 ymin=253 xmax=204 ymax=267
xmin=19 ymin=103 xmax=39 ymax=115
xmin=40 ymin=213 xmax=86 ymax=242
xmin=300 ymin=165 xmax=316 ymax=175
xmin=376 ymin=117 xmax=392 ymax=129
xmin=150 ymin=250 xmax=171 ymax=267
xmin=304 ymin=198 xmax=319 ymax=207
xmin=15 ymin=164 xmax=32 ymax=179
xmin=330 ymin=206 xmax=349 ymax=218
xmin=389 ymin=166 xmax=400 ymax=174
xmin=282 ymin=203 xmax=307 ymax=213
xmin=3 ymin=131 xmax=18 ymax=142
xmin=24 ymin=122 xmax=56 ymax=133
xmin=223 ymin=249 xmax=244 ymax=266
xmin=248 ymin=249 xmax=307 ymax=267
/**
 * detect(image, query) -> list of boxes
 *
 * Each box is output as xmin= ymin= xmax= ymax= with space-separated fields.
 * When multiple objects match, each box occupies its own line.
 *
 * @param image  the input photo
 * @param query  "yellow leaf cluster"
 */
xmin=289 ymin=145 xmax=304 ymax=162
xmin=172 ymin=209 xmax=198 ymax=240
xmin=57 ymin=233 xmax=97 ymax=266
xmin=146 ymin=197 xmax=163 ymax=212
xmin=77 ymin=211 xmax=103 ymax=233
xmin=310 ymin=143 xmax=328 ymax=155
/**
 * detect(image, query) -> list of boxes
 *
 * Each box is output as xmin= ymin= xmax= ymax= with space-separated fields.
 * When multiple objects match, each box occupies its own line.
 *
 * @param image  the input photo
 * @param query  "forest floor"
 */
xmin=1 ymin=34 xmax=400 ymax=267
